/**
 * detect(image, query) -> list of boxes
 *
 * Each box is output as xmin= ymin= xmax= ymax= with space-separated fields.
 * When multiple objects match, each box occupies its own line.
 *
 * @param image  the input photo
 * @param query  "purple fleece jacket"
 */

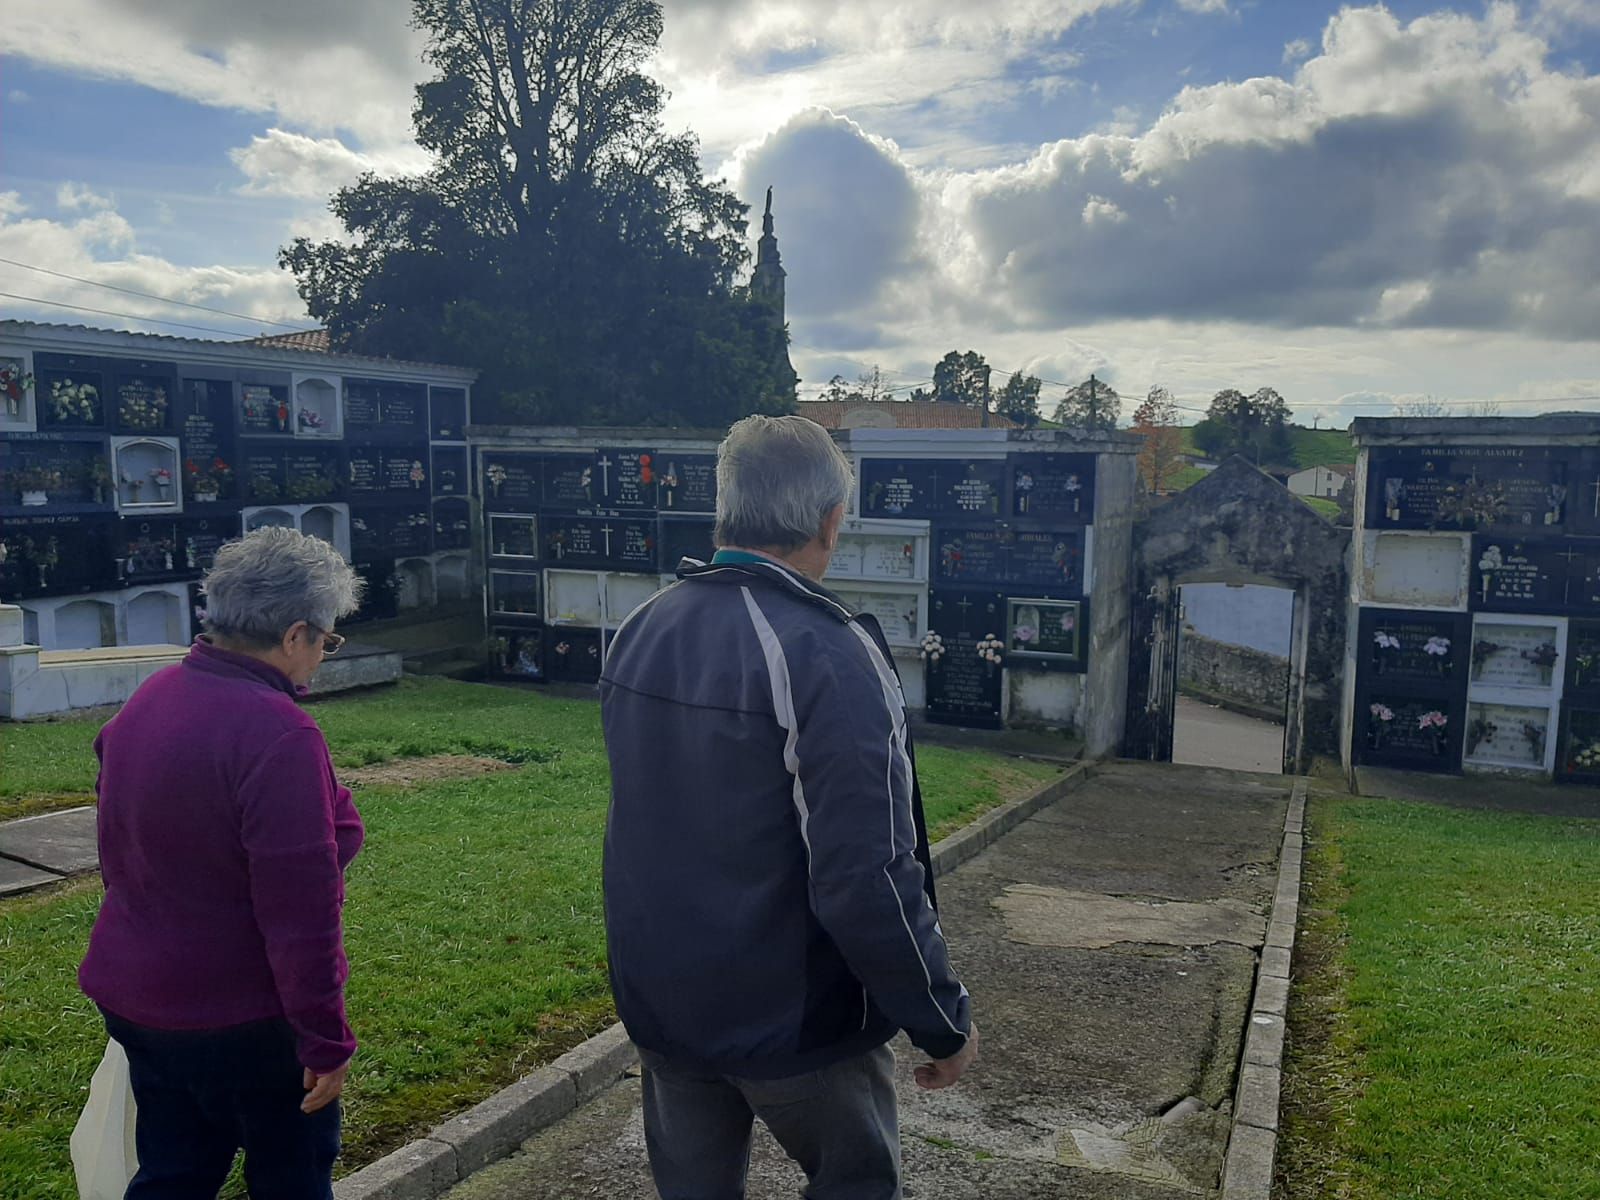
xmin=79 ymin=638 xmax=363 ymax=1071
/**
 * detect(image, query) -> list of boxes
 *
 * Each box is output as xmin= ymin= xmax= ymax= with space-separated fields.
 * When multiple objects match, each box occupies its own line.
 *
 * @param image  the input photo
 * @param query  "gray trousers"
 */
xmin=639 ymin=1043 xmax=901 ymax=1200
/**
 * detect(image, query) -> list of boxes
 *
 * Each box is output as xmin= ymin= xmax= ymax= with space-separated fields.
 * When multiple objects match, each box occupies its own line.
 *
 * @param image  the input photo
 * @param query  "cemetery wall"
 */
xmin=471 ymin=424 xmax=1140 ymax=741
xmin=1347 ymin=417 xmax=1600 ymax=782
xmin=1179 ymin=633 xmax=1288 ymax=721
xmin=0 ymin=322 xmax=477 ymax=651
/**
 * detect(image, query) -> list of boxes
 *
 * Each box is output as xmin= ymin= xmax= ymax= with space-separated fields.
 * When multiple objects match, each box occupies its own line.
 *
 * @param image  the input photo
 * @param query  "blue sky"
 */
xmin=2 ymin=0 xmax=1597 ymax=421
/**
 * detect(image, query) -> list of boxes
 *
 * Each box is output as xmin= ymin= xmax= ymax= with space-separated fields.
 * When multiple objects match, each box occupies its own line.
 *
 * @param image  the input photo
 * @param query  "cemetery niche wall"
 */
xmin=470 ymin=424 xmax=1138 ymax=753
xmin=1348 ymin=417 xmax=1600 ymax=783
xmin=0 ymin=322 xmax=476 ymax=650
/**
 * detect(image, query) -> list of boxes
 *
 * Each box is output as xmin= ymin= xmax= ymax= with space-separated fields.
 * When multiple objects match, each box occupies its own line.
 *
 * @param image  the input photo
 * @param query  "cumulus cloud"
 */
xmin=4 ymin=0 xmax=423 ymax=146
xmin=230 ymin=129 xmax=429 ymax=199
xmin=0 ymin=191 xmax=306 ymax=336
xmin=939 ymin=5 xmax=1600 ymax=339
xmin=56 ymin=183 xmax=114 ymax=212
xmin=732 ymin=109 xmax=923 ymax=319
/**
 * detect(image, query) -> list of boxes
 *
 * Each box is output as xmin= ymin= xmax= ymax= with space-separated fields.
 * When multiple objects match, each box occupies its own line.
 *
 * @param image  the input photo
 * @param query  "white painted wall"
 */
xmin=1181 ymin=582 xmax=1294 ymax=657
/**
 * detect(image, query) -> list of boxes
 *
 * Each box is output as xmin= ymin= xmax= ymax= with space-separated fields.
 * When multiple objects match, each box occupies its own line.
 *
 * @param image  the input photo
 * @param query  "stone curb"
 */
xmin=1221 ymin=775 xmax=1306 ymax=1200
xmin=929 ymin=760 xmax=1093 ymax=879
xmin=334 ymin=760 xmax=1090 ymax=1200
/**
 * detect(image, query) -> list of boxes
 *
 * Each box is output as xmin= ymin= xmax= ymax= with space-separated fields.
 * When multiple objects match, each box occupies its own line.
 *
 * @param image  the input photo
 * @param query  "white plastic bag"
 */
xmin=71 ymin=1037 xmax=139 ymax=1200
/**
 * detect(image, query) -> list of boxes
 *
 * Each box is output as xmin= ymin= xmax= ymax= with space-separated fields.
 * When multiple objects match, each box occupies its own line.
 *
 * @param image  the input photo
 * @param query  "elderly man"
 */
xmin=601 ymin=415 xmax=976 ymax=1199
xmin=81 ymin=527 xmax=364 ymax=1199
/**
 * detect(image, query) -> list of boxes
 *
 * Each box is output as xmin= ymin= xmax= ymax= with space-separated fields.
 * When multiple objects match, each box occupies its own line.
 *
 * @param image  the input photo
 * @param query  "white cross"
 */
xmin=956 ymin=595 xmax=973 ymax=619
xmin=597 ymin=455 xmax=613 ymax=495
xmin=1590 ymin=476 xmax=1600 ymax=518
xmin=601 ymin=523 xmax=614 ymax=556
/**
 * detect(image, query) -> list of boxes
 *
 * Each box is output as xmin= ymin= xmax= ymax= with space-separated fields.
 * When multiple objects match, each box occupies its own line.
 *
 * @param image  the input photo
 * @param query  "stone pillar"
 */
xmin=0 ymin=604 xmax=43 ymax=719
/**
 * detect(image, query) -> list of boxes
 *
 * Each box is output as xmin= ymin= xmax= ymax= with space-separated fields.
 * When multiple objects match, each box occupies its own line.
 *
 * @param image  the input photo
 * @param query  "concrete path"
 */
xmin=1173 ymin=696 xmax=1285 ymax=775
xmin=443 ymin=762 xmax=1290 ymax=1199
xmin=0 ymin=806 xmax=98 ymax=896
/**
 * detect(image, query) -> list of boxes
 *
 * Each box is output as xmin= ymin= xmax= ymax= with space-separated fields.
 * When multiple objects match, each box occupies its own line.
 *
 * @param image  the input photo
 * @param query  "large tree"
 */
xmin=994 ymin=372 xmax=1042 ymax=428
xmin=932 ymin=351 xmax=992 ymax=410
xmin=279 ymin=0 xmax=795 ymax=426
xmin=1192 ymin=387 xmax=1293 ymax=463
xmin=1054 ymin=374 xmax=1120 ymax=431
xmin=1131 ymin=385 xmax=1183 ymax=494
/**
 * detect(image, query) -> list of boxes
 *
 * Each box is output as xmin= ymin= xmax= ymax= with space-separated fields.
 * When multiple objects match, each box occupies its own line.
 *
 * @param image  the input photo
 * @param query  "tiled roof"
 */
xmin=243 ymin=329 xmax=333 ymax=354
xmin=0 ymin=321 xmax=476 ymax=377
xmin=799 ymin=400 xmax=1018 ymax=430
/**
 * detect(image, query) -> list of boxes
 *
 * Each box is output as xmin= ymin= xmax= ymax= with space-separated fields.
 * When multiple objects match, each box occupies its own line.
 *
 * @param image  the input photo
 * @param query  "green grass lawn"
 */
xmin=0 ymin=677 xmax=1059 ymax=1200
xmin=1279 ymin=794 xmax=1600 ymax=1199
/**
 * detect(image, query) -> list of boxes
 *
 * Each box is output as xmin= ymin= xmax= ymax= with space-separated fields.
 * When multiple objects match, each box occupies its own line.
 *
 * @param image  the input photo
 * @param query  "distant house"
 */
xmin=1287 ymin=463 xmax=1354 ymax=498
xmin=797 ymin=399 xmax=1018 ymax=430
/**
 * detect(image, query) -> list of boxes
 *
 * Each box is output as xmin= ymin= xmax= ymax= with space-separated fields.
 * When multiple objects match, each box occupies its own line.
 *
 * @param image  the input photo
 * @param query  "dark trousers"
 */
xmin=100 ymin=1007 xmax=340 ymax=1200
xmin=639 ymin=1043 xmax=900 ymax=1200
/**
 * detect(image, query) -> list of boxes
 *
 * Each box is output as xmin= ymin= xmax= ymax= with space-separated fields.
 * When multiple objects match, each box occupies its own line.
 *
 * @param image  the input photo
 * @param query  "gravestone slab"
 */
xmin=934 ymin=526 xmax=1006 ymax=585
xmin=1471 ymin=621 xmax=1561 ymax=690
xmin=925 ymin=588 xmax=1006 ymax=729
xmin=544 ymin=626 xmax=603 ymax=684
xmin=1471 ymin=538 xmax=1566 ymax=613
xmin=238 ymin=383 xmax=291 ymax=435
xmin=1466 ymin=701 xmax=1551 ymax=768
xmin=1006 ymin=528 xmax=1086 ymax=594
xmin=542 ymin=454 xmax=598 ymax=509
xmin=1566 ymin=620 xmax=1600 ymax=701
xmin=597 ymin=448 xmax=656 ymax=510
xmin=1012 ymin=453 xmax=1094 ymax=520
xmin=1368 ymin=445 xmax=1572 ymax=532
xmin=1365 ymin=533 xmax=1469 ymax=608
xmin=1361 ymin=609 xmax=1469 ymax=694
xmin=487 ymin=513 xmax=539 ymax=560
xmin=1558 ymin=706 xmax=1600 ymax=783
xmin=656 ymin=455 xmax=716 ymax=512
xmin=431 ymin=445 xmax=468 ymax=497
xmin=175 ymin=379 xmax=238 ymax=503
xmin=0 ymin=806 xmax=99 ymax=875
xmin=833 ymin=587 xmax=922 ymax=647
xmin=1359 ymin=693 xmax=1462 ymax=771
xmin=491 ymin=625 xmax=546 ymax=681
xmin=861 ymin=460 xmax=938 ymax=518
xmin=482 ymin=452 xmax=541 ymax=511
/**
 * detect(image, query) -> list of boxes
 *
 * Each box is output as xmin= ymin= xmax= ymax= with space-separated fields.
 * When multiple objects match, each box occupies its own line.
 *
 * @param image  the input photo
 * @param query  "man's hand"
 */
xmin=914 ymin=1020 xmax=978 ymax=1090
xmin=302 ymin=1061 xmax=350 ymax=1114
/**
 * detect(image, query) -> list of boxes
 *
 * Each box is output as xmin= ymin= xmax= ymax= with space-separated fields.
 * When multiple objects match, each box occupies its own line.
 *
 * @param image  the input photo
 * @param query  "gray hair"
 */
xmin=202 ymin=527 xmax=363 ymax=646
xmin=714 ymin=415 xmax=854 ymax=550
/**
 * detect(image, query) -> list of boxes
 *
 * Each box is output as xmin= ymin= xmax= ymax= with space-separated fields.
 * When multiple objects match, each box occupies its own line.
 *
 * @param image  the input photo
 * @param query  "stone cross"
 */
xmin=956 ymin=595 xmax=974 ymax=621
xmin=597 ymin=455 xmax=613 ymax=496
xmin=600 ymin=523 xmax=614 ymax=556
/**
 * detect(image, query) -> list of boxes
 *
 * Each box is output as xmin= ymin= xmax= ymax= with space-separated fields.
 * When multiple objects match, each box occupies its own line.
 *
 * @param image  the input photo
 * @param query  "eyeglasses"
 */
xmin=306 ymin=624 xmax=346 ymax=656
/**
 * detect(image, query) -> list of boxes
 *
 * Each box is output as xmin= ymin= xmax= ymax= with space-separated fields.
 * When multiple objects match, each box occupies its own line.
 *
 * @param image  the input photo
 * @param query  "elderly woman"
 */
xmin=79 ymin=527 xmax=365 ymax=1199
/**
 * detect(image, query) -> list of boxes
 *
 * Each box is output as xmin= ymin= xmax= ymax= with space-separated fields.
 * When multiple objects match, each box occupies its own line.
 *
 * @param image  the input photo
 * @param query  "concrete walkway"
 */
xmin=1173 ymin=696 xmax=1285 ymax=775
xmin=443 ymin=762 xmax=1290 ymax=1199
xmin=0 ymin=806 xmax=98 ymax=896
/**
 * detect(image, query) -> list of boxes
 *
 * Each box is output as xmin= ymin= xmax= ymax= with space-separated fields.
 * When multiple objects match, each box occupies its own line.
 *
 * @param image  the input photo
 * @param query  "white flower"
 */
xmin=1479 ymin=546 xmax=1504 ymax=572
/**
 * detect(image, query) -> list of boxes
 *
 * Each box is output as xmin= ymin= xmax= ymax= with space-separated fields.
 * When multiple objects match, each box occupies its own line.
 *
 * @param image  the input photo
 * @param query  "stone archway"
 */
xmin=1123 ymin=457 xmax=1350 ymax=773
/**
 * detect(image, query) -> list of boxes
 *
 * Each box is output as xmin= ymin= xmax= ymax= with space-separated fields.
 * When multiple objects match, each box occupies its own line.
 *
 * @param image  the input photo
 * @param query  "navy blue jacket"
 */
xmin=600 ymin=553 xmax=971 ymax=1078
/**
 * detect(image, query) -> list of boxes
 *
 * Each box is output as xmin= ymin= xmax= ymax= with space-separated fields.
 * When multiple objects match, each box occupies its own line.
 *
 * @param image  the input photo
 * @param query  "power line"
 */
xmin=0 ymin=292 xmax=270 ymax=339
xmin=0 ymin=256 xmax=313 ymax=332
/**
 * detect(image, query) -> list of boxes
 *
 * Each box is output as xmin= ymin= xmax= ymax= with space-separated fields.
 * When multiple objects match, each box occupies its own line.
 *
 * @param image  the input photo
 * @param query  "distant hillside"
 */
xmin=1175 ymin=424 xmax=1354 ymax=471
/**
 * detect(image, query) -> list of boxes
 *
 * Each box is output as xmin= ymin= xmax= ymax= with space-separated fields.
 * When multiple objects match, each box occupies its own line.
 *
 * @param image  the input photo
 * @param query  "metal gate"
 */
xmin=1122 ymin=577 xmax=1182 ymax=761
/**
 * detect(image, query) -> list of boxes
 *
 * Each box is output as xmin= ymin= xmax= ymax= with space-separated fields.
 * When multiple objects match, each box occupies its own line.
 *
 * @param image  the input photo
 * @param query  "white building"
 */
xmin=1286 ymin=463 xmax=1353 ymax=498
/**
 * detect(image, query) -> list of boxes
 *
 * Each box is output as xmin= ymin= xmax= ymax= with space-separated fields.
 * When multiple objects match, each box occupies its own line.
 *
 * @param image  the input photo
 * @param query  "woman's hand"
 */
xmin=302 ymin=1061 xmax=350 ymax=1114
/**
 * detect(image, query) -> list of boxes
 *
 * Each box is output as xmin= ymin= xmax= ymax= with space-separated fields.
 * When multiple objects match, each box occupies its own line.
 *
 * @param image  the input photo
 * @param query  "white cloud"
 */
xmin=731 ymin=109 xmax=923 ymax=319
xmin=1175 ymin=0 xmax=1229 ymax=12
xmin=4 ymin=0 xmax=424 ymax=147
xmin=1283 ymin=37 xmax=1312 ymax=64
xmin=7 ymin=89 xmax=30 ymax=104
xmin=933 ymin=5 xmax=1600 ymax=340
xmin=0 ymin=191 xmax=305 ymax=335
xmin=56 ymin=183 xmax=114 ymax=212
xmin=230 ymin=129 xmax=428 ymax=199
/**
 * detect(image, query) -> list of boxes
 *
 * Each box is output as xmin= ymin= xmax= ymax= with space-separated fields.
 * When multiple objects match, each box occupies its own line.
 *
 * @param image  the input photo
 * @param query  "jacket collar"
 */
xmin=678 ymin=554 xmax=855 ymax=623
xmin=183 ymin=636 xmax=305 ymax=698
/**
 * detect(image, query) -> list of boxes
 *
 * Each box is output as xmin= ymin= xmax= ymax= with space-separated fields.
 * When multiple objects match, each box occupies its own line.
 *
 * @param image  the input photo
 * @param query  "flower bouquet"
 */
xmin=1 ymin=362 xmax=34 ymax=418
xmin=49 ymin=379 xmax=100 ymax=424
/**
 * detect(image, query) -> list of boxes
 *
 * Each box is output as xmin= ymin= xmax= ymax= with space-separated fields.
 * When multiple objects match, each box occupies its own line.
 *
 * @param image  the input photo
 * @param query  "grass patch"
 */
xmin=0 ymin=677 xmax=1052 ymax=1199
xmin=1278 ymin=792 xmax=1600 ymax=1199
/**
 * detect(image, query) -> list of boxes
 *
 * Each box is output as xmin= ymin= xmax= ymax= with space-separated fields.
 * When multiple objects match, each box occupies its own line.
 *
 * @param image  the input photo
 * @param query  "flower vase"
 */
xmin=5 ymin=395 xmax=17 ymax=418
xmin=164 ymin=552 xmax=173 ymax=570
xmin=37 ymin=567 xmax=47 ymax=588
xmin=92 ymin=486 xmax=104 ymax=504
xmin=21 ymin=490 xmax=46 ymax=507
xmin=1540 ymin=666 xmax=1553 ymax=687
xmin=1432 ymin=733 xmax=1448 ymax=757
xmin=157 ymin=483 xmax=170 ymax=500
xmin=1481 ymin=574 xmax=1492 ymax=603
xmin=195 ymin=488 xmax=217 ymax=503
